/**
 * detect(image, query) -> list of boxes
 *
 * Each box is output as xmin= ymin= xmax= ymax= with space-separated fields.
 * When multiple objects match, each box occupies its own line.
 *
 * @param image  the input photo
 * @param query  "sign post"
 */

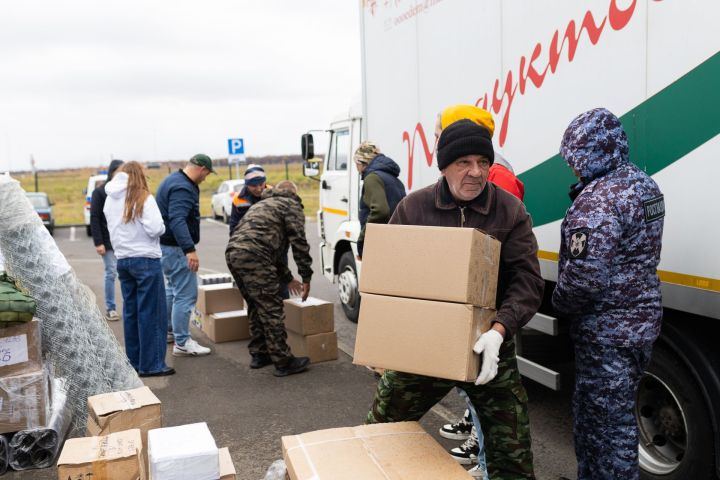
xmin=227 ymin=138 xmax=246 ymax=179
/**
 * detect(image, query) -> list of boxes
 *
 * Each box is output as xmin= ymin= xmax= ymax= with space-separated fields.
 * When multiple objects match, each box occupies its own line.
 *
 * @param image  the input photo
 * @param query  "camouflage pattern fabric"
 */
xmin=553 ymin=108 xmax=665 ymax=347
xmin=353 ymin=141 xmax=380 ymax=164
xmin=366 ymin=340 xmax=535 ymax=480
xmin=573 ymin=341 xmax=653 ymax=480
xmin=226 ymin=249 xmax=292 ymax=366
xmin=553 ymin=108 xmax=664 ymax=479
xmin=225 ymin=188 xmax=313 ymax=367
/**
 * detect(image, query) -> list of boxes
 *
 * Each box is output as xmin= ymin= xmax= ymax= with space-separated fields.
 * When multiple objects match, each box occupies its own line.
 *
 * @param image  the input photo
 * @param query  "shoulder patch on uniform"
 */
xmin=568 ymin=228 xmax=590 ymax=259
xmin=643 ymin=195 xmax=665 ymax=223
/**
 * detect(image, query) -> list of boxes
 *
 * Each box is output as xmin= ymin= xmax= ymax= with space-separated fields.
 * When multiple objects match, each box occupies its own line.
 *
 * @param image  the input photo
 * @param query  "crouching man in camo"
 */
xmin=225 ymin=181 xmax=313 ymax=377
xmin=365 ymin=118 xmax=544 ymax=480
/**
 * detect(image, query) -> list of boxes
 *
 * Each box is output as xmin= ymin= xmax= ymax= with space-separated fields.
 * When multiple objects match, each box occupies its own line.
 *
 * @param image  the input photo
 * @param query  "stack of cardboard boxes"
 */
xmin=283 ymin=297 xmax=337 ymax=363
xmin=354 ymin=223 xmax=501 ymax=382
xmin=194 ymin=278 xmax=249 ymax=344
xmin=57 ymin=386 xmax=237 ymax=480
xmin=0 ymin=319 xmax=49 ymax=435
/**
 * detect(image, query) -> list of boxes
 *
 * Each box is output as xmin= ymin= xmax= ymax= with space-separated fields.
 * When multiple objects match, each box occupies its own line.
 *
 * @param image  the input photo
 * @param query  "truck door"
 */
xmin=320 ymin=126 xmax=352 ymax=272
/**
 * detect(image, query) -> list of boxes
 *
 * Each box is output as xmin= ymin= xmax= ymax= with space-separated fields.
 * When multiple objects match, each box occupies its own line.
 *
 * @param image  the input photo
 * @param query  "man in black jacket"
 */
xmin=90 ymin=159 xmax=124 ymax=321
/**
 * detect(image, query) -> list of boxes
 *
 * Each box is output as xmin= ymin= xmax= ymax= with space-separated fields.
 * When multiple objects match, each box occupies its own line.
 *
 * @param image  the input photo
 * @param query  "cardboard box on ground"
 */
xmin=354 ymin=224 xmax=500 ymax=381
xmin=86 ymin=386 xmax=162 ymax=446
xmin=196 ymin=283 xmax=245 ymax=315
xmin=283 ymin=422 xmax=472 ymax=480
xmin=57 ymin=428 xmax=145 ymax=480
xmin=283 ymin=297 xmax=337 ymax=363
xmin=194 ymin=282 xmax=250 ymax=343
xmin=0 ymin=319 xmax=48 ymax=434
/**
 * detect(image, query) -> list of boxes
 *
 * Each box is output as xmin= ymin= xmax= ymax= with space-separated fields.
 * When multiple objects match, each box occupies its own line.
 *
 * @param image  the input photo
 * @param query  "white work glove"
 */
xmin=473 ymin=329 xmax=504 ymax=385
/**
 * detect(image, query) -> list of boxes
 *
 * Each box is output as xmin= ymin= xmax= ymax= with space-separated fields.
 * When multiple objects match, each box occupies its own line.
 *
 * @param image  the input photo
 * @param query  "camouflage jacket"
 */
xmin=227 ymin=189 xmax=313 ymax=284
xmin=552 ymin=108 xmax=665 ymax=347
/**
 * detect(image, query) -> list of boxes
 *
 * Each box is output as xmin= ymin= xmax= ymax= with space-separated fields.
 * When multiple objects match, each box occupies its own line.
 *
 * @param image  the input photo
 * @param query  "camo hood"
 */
xmin=560 ymin=108 xmax=629 ymax=182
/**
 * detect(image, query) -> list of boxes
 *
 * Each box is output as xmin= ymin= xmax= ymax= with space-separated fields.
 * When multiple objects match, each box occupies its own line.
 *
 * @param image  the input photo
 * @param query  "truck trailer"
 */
xmin=301 ymin=1 xmax=720 ymax=478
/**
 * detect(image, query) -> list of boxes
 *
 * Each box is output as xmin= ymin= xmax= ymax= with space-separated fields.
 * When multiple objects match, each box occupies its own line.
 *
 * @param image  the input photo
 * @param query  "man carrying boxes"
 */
xmin=360 ymin=117 xmax=544 ymax=480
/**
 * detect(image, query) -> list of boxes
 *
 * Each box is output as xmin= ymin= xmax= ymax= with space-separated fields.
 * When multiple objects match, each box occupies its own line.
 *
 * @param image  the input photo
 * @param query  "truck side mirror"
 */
xmin=303 ymin=161 xmax=320 ymax=177
xmin=301 ymin=134 xmax=314 ymax=161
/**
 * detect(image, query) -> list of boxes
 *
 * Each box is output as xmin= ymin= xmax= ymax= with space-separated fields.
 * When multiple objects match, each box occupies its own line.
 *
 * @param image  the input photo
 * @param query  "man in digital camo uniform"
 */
xmin=366 ymin=116 xmax=544 ymax=480
xmin=225 ymin=181 xmax=313 ymax=377
xmin=553 ymin=108 xmax=664 ymax=480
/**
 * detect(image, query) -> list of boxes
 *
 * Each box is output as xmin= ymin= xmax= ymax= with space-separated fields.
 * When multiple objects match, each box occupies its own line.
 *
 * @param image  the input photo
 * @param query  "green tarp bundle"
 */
xmin=0 ymin=274 xmax=36 ymax=324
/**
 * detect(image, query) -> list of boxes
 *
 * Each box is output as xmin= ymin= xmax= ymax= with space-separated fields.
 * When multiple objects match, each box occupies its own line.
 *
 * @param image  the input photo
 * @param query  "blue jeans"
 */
xmin=161 ymin=245 xmax=197 ymax=346
xmin=102 ymin=249 xmax=118 ymax=311
xmin=117 ymin=257 xmax=168 ymax=374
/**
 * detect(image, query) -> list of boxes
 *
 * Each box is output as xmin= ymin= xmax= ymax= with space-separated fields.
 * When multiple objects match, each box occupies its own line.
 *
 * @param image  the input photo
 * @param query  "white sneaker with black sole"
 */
xmin=449 ymin=427 xmax=479 ymax=465
xmin=173 ymin=338 xmax=211 ymax=357
xmin=106 ymin=310 xmax=120 ymax=321
xmin=439 ymin=409 xmax=473 ymax=440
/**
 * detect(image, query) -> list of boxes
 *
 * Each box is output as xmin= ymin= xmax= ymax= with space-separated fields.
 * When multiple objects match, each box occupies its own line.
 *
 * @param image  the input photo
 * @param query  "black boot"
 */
xmin=273 ymin=356 xmax=310 ymax=377
xmin=250 ymin=354 xmax=273 ymax=369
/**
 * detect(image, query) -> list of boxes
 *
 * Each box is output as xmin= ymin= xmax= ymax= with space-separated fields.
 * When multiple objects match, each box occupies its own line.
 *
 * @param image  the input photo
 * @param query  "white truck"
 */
xmin=301 ymin=1 xmax=720 ymax=478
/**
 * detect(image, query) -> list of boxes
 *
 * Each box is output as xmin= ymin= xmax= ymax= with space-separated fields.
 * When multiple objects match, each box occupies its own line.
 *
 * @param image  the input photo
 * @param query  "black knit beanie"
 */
xmin=437 ymin=119 xmax=494 ymax=170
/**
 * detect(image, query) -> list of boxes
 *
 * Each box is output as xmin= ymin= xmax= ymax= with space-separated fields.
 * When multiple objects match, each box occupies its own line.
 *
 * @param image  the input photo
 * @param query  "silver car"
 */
xmin=211 ymin=179 xmax=245 ymax=223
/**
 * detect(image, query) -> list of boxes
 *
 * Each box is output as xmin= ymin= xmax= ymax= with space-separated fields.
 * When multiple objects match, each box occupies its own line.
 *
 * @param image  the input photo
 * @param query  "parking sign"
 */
xmin=228 ymin=138 xmax=244 ymax=155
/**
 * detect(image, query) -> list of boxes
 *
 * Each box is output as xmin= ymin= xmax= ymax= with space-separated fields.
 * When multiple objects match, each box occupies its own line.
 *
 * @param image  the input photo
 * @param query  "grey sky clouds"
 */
xmin=0 ymin=1 xmax=360 ymax=171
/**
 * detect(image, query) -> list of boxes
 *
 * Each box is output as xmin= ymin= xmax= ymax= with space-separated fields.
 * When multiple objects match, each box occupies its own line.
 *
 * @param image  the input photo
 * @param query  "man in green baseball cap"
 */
xmin=189 ymin=153 xmax=216 ymax=174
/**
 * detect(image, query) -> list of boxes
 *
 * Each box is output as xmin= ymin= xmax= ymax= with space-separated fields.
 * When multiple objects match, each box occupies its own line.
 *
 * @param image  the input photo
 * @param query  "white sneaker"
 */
xmin=468 ymin=464 xmax=486 ymax=479
xmin=106 ymin=310 xmax=120 ymax=321
xmin=173 ymin=338 xmax=211 ymax=357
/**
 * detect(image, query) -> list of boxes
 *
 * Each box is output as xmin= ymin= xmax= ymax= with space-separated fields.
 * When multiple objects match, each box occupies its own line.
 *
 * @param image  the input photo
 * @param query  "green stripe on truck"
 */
xmin=521 ymin=50 xmax=720 ymax=227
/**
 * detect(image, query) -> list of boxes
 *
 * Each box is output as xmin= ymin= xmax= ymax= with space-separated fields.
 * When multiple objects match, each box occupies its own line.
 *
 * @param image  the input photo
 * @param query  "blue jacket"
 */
xmin=156 ymin=170 xmax=201 ymax=253
xmin=552 ymin=108 xmax=665 ymax=347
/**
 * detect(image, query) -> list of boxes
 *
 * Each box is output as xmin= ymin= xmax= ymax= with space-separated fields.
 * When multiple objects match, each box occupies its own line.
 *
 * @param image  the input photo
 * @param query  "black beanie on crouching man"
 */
xmin=437 ymin=119 xmax=494 ymax=170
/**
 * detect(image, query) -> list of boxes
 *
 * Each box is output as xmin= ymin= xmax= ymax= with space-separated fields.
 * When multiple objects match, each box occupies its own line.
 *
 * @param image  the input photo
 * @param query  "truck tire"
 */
xmin=637 ymin=344 xmax=715 ymax=480
xmin=337 ymin=251 xmax=360 ymax=323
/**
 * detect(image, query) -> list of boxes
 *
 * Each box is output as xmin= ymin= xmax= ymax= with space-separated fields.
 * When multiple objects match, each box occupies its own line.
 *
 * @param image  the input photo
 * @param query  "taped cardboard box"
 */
xmin=282 ymin=422 xmax=471 ymax=480
xmin=87 ymin=386 xmax=162 ymax=447
xmin=148 ymin=422 xmax=219 ymax=480
xmin=219 ymin=447 xmax=236 ymax=480
xmin=286 ymin=331 xmax=338 ymax=364
xmin=353 ymin=293 xmax=494 ymax=382
xmin=0 ymin=367 xmax=48 ymax=434
xmin=196 ymin=283 xmax=244 ymax=315
xmin=205 ymin=310 xmax=250 ymax=343
xmin=359 ymin=224 xmax=501 ymax=308
xmin=57 ymin=428 xmax=145 ymax=480
xmin=0 ymin=318 xmax=43 ymax=378
xmin=283 ymin=297 xmax=334 ymax=335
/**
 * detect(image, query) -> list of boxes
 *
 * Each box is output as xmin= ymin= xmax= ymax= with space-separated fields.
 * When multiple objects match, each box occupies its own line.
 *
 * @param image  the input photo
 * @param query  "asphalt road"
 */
xmin=11 ymin=219 xmax=576 ymax=480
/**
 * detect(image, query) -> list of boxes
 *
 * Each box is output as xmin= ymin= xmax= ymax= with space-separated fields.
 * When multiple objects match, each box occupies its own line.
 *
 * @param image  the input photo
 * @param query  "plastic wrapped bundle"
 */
xmin=9 ymin=376 xmax=71 ymax=471
xmin=263 ymin=460 xmax=287 ymax=480
xmin=0 ymin=175 xmax=141 ymax=436
xmin=0 ymin=435 xmax=8 ymax=476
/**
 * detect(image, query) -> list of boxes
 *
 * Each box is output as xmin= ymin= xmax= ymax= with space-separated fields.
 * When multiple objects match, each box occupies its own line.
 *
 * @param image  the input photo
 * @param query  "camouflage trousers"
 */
xmin=366 ymin=339 xmax=535 ymax=480
xmin=573 ymin=340 xmax=653 ymax=480
xmin=225 ymin=248 xmax=292 ymax=367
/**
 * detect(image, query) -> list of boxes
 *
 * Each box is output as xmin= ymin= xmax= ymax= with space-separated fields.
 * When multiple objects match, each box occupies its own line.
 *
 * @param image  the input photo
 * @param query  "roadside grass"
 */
xmin=14 ymin=163 xmax=320 ymax=225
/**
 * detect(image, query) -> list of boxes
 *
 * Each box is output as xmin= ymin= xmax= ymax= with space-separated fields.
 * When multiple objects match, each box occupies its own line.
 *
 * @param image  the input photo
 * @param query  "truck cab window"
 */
xmin=328 ymin=130 xmax=349 ymax=171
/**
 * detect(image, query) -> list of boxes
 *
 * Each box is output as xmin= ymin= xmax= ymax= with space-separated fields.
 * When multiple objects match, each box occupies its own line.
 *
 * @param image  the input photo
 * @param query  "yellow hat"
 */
xmin=440 ymin=105 xmax=495 ymax=138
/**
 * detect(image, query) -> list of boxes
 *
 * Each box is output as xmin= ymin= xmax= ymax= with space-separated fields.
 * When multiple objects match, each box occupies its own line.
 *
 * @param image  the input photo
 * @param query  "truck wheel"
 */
xmin=86 ymin=225 xmax=92 ymax=237
xmin=638 ymin=344 xmax=715 ymax=479
xmin=338 ymin=251 xmax=360 ymax=323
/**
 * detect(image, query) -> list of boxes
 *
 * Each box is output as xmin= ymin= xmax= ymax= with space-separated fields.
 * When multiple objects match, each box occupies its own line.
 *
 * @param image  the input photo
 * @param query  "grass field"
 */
xmin=14 ymin=163 xmax=320 ymax=226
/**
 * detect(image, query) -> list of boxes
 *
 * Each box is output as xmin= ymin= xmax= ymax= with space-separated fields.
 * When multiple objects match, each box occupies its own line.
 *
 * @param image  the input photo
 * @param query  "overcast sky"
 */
xmin=0 ymin=1 xmax=361 ymax=172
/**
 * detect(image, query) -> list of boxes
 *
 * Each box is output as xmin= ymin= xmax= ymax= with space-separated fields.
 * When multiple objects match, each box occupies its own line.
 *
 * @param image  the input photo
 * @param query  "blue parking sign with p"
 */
xmin=228 ymin=138 xmax=244 ymax=155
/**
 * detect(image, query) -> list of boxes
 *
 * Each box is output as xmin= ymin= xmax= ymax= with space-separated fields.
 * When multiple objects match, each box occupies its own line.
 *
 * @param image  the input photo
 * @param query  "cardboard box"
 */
xmin=0 ymin=367 xmax=48 ymax=433
xmin=0 ymin=318 xmax=43 ymax=377
xmin=282 ymin=422 xmax=471 ymax=480
xmin=283 ymin=297 xmax=334 ymax=335
xmin=87 ymin=386 xmax=162 ymax=447
xmin=204 ymin=310 xmax=250 ymax=343
xmin=196 ymin=283 xmax=244 ymax=315
xmin=353 ymin=293 xmax=495 ymax=382
xmin=57 ymin=428 xmax=145 ymax=480
xmin=219 ymin=447 xmax=236 ymax=480
xmin=360 ymin=224 xmax=501 ymax=308
xmin=286 ymin=331 xmax=338 ymax=364
xmin=148 ymin=422 xmax=219 ymax=480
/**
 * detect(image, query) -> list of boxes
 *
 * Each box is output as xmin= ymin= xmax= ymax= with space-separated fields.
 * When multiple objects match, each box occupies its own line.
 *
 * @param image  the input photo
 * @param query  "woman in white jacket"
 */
xmin=104 ymin=161 xmax=175 ymax=377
